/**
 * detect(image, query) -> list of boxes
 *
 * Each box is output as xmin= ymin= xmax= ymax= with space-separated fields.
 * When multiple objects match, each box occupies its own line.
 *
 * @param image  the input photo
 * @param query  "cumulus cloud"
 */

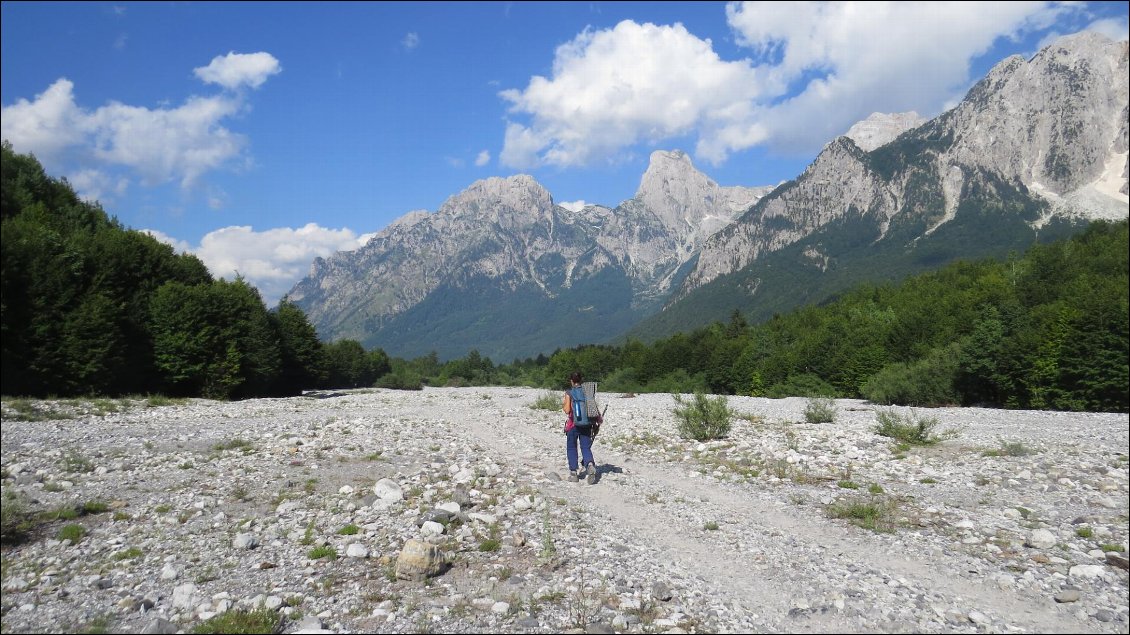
xmin=500 ymin=2 xmax=1087 ymax=166
xmin=475 ymin=149 xmax=491 ymax=166
xmin=500 ymin=20 xmax=768 ymax=168
xmin=403 ymin=32 xmax=420 ymax=50
xmin=193 ymin=52 xmax=281 ymax=90
xmin=147 ymin=223 xmax=369 ymax=306
xmin=1 ymin=52 xmax=279 ymax=194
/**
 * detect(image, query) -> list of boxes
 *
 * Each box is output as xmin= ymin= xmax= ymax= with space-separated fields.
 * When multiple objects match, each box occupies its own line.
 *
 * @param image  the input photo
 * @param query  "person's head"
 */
xmin=569 ymin=372 xmax=583 ymax=386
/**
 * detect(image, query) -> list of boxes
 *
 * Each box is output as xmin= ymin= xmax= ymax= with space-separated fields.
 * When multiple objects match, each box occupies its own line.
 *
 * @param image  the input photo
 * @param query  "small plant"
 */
xmin=803 ymin=397 xmax=837 ymax=424
xmin=704 ymin=521 xmax=719 ymax=531
xmin=366 ymin=451 xmax=384 ymax=461
xmin=479 ymin=538 xmax=502 ymax=552
xmin=874 ymin=408 xmax=949 ymax=446
xmin=300 ymin=520 xmax=316 ymax=545
xmin=308 ymin=545 xmax=338 ymax=560
xmin=154 ymin=504 xmax=171 ymax=514
xmin=827 ymin=497 xmax=899 ymax=533
xmin=919 ymin=477 xmax=937 ymax=484
xmin=1075 ymin=527 xmax=1093 ymax=538
xmin=61 ymin=449 xmax=94 ymax=473
xmin=868 ymin=483 xmax=884 ymax=495
xmin=1 ymin=490 xmax=35 ymax=545
xmin=83 ymin=500 xmax=110 ymax=515
xmin=112 ymin=511 xmax=131 ymax=521
xmin=1100 ymin=543 xmax=1121 ymax=552
xmin=113 ymin=547 xmax=143 ymax=561
xmin=58 ymin=523 xmax=86 ymax=543
xmin=539 ymin=506 xmax=557 ymax=564
xmin=191 ymin=607 xmax=280 ymax=634
xmin=672 ymin=392 xmax=732 ymax=441
xmin=983 ymin=440 xmax=1034 ymax=457
xmin=337 ymin=524 xmax=360 ymax=535
xmin=837 ymin=480 xmax=859 ymax=490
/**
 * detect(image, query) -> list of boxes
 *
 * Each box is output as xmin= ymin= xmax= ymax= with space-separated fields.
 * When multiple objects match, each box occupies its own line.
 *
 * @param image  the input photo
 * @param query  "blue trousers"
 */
xmin=566 ymin=425 xmax=595 ymax=472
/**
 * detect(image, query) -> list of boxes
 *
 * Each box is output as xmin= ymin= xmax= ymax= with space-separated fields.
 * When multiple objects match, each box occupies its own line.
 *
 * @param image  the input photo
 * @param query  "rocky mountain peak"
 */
xmin=636 ymin=149 xmax=770 ymax=240
xmin=438 ymin=174 xmax=554 ymax=216
xmin=844 ymin=111 xmax=927 ymax=151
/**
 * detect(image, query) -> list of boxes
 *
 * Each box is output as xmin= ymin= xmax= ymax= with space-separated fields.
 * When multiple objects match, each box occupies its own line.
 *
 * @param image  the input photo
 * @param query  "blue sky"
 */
xmin=3 ymin=1 xmax=1127 ymax=305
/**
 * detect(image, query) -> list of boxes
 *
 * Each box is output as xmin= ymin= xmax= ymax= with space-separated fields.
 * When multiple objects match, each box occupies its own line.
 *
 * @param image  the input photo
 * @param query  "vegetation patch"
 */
xmin=673 ymin=392 xmax=732 ymax=441
xmin=191 ymin=608 xmax=281 ymax=634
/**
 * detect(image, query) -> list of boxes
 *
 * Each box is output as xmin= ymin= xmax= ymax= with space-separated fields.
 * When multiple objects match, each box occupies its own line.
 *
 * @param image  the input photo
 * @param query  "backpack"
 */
xmin=569 ymin=385 xmax=590 ymax=427
xmin=571 ymin=382 xmax=604 ymax=438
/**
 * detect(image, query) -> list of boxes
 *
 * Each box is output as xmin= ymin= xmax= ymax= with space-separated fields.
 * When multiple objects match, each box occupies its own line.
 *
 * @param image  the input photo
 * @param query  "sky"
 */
xmin=3 ymin=1 xmax=1128 ymax=306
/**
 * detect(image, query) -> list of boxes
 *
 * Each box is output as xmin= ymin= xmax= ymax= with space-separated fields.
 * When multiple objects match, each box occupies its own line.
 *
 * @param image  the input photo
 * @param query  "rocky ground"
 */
xmin=1 ymin=387 xmax=1127 ymax=634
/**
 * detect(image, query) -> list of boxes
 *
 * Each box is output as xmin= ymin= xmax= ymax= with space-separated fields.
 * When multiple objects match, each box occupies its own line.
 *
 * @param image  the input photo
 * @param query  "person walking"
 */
xmin=563 ymin=371 xmax=600 ymax=484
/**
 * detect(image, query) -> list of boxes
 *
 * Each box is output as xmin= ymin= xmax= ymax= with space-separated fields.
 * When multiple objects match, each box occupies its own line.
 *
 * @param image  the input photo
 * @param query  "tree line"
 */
xmin=1 ymin=142 xmax=387 ymax=399
xmin=3 ymin=142 xmax=1126 ymax=412
xmin=402 ymin=219 xmax=1128 ymax=413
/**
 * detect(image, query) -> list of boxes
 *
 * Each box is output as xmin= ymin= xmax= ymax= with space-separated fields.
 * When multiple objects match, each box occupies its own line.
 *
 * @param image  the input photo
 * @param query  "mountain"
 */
xmin=286 ymin=151 xmax=772 ymax=361
xmin=630 ymin=32 xmax=1128 ymax=339
xmin=290 ymin=32 xmax=1128 ymax=360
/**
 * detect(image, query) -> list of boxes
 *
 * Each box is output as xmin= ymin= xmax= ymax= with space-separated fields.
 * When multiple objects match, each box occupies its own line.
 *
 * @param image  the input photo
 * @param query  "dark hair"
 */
xmin=569 ymin=372 xmax=583 ymax=385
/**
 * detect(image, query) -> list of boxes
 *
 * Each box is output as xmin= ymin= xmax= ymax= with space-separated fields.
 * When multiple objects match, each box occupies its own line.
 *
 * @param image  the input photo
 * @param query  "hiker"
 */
xmin=563 ymin=371 xmax=601 ymax=484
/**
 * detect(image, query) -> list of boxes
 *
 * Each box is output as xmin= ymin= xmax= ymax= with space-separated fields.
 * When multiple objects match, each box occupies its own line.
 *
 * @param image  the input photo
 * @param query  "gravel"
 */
xmin=2 ymin=387 xmax=1127 ymax=633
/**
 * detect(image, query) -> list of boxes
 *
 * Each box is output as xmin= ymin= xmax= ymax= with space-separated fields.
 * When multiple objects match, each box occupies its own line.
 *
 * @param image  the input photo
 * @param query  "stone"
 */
xmin=395 ymin=539 xmax=446 ymax=581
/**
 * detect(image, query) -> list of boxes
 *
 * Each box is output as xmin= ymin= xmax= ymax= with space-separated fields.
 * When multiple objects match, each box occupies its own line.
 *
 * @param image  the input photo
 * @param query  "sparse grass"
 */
xmin=919 ymin=477 xmax=937 ymax=484
xmin=191 ymin=607 xmax=280 ymax=634
xmin=827 ymin=497 xmax=901 ymax=533
xmin=61 ymin=449 xmax=94 ymax=473
xmin=82 ymin=500 xmax=110 ymax=515
xmin=300 ymin=520 xmax=316 ymax=545
xmin=982 ymin=440 xmax=1034 ymax=457
xmin=529 ymin=392 xmax=561 ymax=411
xmin=212 ymin=438 xmax=254 ymax=453
xmin=479 ymin=538 xmax=501 ymax=552
xmin=1100 ymin=543 xmax=1121 ymax=552
xmin=365 ymin=451 xmax=384 ymax=461
xmin=145 ymin=395 xmax=187 ymax=408
xmin=539 ymin=506 xmax=557 ymax=564
xmin=308 ymin=545 xmax=338 ymax=560
xmin=1076 ymin=527 xmax=1094 ymax=538
xmin=2 ymin=398 xmax=77 ymax=421
xmin=337 ymin=524 xmax=360 ymax=535
xmin=837 ymin=480 xmax=859 ymax=490
xmin=154 ymin=504 xmax=171 ymax=514
xmin=113 ymin=547 xmax=143 ymax=561
xmin=803 ymin=397 xmax=837 ymax=424
xmin=703 ymin=521 xmax=719 ymax=531
xmin=868 ymin=483 xmax=884 ymax=495
xmin=1 ymin=490 xmax=35 ymax=545
xmin=874 ymin=408 xmax=954 ymax=446
xmin=58 ymin=523 xmax=86 ymax=543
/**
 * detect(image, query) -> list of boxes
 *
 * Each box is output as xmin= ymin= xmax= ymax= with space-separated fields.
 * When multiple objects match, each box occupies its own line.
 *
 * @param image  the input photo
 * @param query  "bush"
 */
xmin=765 ymin=373 xmax=837 ymax=398
xmin=529 ymin=392 xmax=561 ymax=411
xmin=873 ymin=408 xmax=949 ymax=445
xmin=672 ymin=392 xmax=732 ymax=441
xmin=376 ymin=371 xmax=423 ymax=391
xmin=1 ymin=490 xmax=35 ymax=545
xmin=862 ymin=343 xmax=961 ymax=406
xmin=803 ymin=397 xmax=837 ymax=423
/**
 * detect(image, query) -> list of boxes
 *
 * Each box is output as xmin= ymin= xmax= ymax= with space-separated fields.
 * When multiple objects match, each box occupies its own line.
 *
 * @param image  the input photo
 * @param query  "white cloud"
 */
xmin=67 ymin=168 xmax=129 ymax=203
xmin=474 ymin=150 xmax=491 ymax=166
xmin=500 ymin=2 xmax=1089 ymax=165
xmin=500 ymin=20 xmax=768 ymax=168
xmin=147 ymin=223 xmax=369 ymax=306
xmin=724 ymin=1 xmax=1078 ymax=153
xmin=558 ymin=199 xmax=587 ymax=212
xmin=1 ymin=52 xmax=280 ymax=192
xmin=193 ymin=52 xmax=281 ymax=90
xmin=403 ymin=32 xmax=420 ymax=50
xmin=141 ymin=229 xmax=193 ymax=254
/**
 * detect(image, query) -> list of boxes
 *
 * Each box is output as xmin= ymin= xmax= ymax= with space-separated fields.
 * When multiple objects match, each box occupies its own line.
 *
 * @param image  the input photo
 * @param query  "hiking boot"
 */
xmin=567 ymin=471 xmax=578 ymax=482
xmin=585 ymin=462 xmax=597 ymax=484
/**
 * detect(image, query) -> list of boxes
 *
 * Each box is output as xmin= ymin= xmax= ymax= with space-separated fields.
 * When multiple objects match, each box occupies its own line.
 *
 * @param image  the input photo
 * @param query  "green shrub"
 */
xmin=827 ymin=497 xmax=900 ymax=533
xmin=529 ymin=392 xmax=560 ymax=411
xmin=376 ymin=371 xmax=423 ymax=391
xmin=873 ymin=408 xmax=948 ymax=446
xmin=1 ymin=490 xmax=35 ymax=545
xmin=307 ymin=545 xmax=337 ymax=560
xmin=58 ymin=523 xmax=86 ymax=543
xmin=803 ymin=397 xmax=837 ymax=423
xmin=764 ymin=373 xmax=837 ymax=398
xmin=672 ymin=392 xmax=732 ymax=441
xmin=337 ymin=524 xmax=360 ymax=536
xmin=862 ymin=343 xmax=961 ymax=406
xmin=191 ymin=607 xmax=281 ymax=634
